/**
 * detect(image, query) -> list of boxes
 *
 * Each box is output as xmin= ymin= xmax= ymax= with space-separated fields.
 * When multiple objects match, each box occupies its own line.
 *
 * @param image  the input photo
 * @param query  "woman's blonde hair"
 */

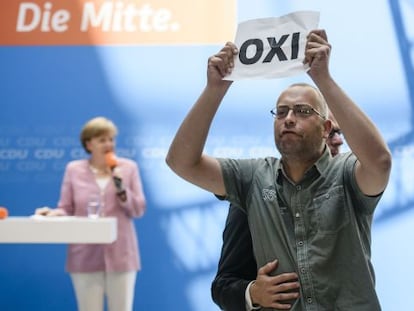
xmin=80 ymin=117 xmax=118 ymax=153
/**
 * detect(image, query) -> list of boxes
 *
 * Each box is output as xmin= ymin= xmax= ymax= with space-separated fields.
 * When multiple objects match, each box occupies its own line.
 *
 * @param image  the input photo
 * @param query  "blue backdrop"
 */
xmin=1 ymin=1 xmax=413 ymax=310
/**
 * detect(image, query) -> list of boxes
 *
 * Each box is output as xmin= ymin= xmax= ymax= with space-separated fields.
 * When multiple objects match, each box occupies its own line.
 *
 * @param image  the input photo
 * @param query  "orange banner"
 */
xmin=0 ymin=0 xmax=237 ymax=46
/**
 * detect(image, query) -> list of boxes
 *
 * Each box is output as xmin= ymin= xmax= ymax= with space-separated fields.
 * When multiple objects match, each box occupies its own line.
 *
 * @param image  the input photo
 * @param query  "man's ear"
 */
xmin=322 ymin=119 xmax=332 ymax=139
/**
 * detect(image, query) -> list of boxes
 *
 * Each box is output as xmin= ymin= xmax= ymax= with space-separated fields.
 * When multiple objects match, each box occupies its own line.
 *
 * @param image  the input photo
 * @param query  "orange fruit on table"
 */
xmin=0 ymin=207 xmax=8 ymax=219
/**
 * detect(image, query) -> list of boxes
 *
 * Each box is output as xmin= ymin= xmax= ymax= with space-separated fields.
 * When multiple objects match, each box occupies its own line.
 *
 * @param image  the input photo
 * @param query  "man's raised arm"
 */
xmin=166 ymin=43 xmax=239 ymax=196
xmin=305 ymin=29 xmax=392 ymax=196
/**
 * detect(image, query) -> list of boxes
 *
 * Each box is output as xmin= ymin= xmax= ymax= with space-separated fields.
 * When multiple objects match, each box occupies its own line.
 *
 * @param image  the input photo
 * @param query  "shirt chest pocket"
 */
xmin=309 ymin=185 xmax=349 ymax=234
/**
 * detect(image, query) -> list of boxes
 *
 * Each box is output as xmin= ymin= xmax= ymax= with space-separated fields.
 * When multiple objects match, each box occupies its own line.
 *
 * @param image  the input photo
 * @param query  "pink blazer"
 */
xmin=57 ymin=158 xmax=146 ymax=273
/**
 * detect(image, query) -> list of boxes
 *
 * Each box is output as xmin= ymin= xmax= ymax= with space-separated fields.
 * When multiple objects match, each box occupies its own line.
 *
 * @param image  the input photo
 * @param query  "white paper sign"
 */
xmin=224 ymin=11 xmax=320 ymax=81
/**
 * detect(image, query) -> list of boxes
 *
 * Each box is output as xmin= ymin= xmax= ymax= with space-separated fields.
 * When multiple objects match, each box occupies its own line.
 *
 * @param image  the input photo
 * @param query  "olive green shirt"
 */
xmin=219 ymin=148 xmax=382 ymax=311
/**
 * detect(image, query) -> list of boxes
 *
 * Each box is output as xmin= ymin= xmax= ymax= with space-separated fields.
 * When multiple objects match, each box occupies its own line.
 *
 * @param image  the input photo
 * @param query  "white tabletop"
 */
xmin=0 ymin=216 xmax=117 ymax=244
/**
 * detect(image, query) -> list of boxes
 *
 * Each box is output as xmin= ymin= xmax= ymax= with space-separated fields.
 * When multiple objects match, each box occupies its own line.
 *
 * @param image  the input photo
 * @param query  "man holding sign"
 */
xmin=212 ymin=111 xmax=345 ymax=311
xmin=166 ymin=23 xmax=391 ymax=311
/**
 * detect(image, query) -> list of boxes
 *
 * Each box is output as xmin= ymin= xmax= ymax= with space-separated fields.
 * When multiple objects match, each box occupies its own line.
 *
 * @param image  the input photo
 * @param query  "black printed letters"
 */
xmin=238 ymin=32 xmax=300 ymax=65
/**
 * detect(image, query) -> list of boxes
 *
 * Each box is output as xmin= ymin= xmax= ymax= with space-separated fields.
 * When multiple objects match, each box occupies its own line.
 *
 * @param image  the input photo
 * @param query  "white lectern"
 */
xmin=0 ymin=216 xmax=117 ymax=244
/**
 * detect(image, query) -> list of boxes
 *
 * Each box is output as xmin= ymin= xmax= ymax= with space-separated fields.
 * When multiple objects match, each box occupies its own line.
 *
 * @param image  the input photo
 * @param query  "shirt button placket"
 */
xmin=294 ymin=185 xmax=317 ymax=311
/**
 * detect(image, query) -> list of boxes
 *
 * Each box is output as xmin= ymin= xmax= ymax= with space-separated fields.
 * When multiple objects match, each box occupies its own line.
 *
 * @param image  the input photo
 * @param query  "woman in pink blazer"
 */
xmin=36 ymin=116 xmax=146 ymax=311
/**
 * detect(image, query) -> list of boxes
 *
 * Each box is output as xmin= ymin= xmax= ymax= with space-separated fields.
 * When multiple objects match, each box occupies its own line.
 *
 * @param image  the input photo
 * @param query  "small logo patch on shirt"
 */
xmin=262 ymin=188 xmax=277 ymax=201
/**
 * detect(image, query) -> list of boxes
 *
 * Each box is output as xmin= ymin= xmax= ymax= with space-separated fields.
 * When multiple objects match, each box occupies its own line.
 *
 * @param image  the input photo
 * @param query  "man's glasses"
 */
xmin=328 ymin=128 xmax=342 ymax=138
xmin=270 ymin=104 xmax=325 ymax=120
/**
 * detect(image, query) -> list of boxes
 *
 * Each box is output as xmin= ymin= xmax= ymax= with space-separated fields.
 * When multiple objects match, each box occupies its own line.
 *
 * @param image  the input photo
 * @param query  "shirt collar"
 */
xmin=314 ymin=145 xmax=332 ymax=175
xmin=275 ymin=145 xmax=331 ymax=185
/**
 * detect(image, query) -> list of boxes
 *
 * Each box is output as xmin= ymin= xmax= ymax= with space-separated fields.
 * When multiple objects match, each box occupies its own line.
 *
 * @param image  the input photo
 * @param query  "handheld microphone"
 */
xmin=105 ymin=151 xmax=118 ymax=171
xmin=105 ymin=152 xmax=125 ymax=199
